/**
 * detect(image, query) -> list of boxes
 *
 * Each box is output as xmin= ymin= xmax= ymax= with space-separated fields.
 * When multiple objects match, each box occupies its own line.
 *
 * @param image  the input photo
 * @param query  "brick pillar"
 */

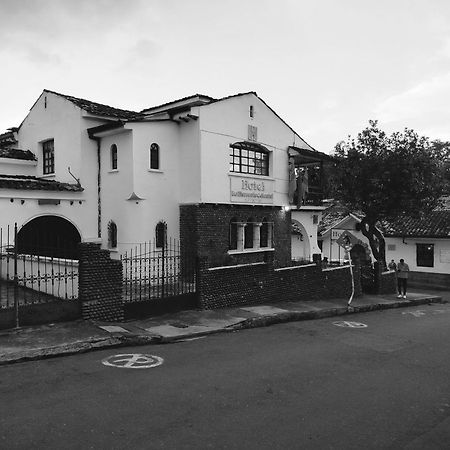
xmin=78 ymin=242 xmax=124 ymax=322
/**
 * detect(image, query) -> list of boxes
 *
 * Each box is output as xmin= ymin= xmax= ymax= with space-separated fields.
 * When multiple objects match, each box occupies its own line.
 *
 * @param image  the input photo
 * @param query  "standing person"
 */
xmin=397 ymin=259 xmax=410 ymax=298
xmin=388 ymin=259 xmax=397 ymax=271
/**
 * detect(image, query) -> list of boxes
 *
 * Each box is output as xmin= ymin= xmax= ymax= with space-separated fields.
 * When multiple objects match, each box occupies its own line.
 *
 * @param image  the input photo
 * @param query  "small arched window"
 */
xmin=229 ymin=217 xmax=238 ymax=250
xmin=150 ymin=143 xmax=160 ymax=170
xmin=244 ymin=217 xmax=254 ymax=249
xmin=155 ymin=221 xmax=167 ymax=248
xmin=110 ymin=144 xmax=118 ymax=170
xmin=107 ymin=220 xmax=118 ymax=248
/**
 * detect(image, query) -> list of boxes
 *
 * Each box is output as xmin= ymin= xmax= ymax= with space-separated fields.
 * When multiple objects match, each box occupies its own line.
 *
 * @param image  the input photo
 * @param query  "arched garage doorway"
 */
xmin=17 ymin=216 xmax=81 ymax=259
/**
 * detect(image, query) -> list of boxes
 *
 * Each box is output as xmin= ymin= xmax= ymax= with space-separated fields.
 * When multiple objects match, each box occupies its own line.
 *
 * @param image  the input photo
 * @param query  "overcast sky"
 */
xmin=1 ymin=0 xmax=450 ymax=153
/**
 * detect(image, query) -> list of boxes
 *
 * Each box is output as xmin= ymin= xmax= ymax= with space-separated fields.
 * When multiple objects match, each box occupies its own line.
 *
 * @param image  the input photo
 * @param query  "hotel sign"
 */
xmin=230 ymin=176 xmax=274 ymax=204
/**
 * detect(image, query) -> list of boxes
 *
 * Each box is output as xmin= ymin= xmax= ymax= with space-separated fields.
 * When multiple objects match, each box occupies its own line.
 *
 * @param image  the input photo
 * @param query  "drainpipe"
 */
xmin=88 ymin=134 xmax=102 ymax=239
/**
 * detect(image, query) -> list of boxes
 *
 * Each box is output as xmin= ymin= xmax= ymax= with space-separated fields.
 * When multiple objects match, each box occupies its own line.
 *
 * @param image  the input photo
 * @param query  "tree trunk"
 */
xmin=359 ymin=217 xmax=387 ymax=270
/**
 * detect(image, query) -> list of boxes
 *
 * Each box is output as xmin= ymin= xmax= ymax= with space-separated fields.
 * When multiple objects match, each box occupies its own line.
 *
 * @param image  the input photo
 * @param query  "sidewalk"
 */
xmin=0 ymin=290 xmax=446 ymax=366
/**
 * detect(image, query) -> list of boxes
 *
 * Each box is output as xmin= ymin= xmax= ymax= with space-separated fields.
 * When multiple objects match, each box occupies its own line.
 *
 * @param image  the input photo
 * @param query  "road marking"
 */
xmin=402 ymin=310 xmax=426 ymax=317
xmin=332 ymin=321 xmax=368 ymax=328
xmin=98 ymin=325 xmax=130 ymax=333
xmin=101 ymin=353 xmax=164 ymax=369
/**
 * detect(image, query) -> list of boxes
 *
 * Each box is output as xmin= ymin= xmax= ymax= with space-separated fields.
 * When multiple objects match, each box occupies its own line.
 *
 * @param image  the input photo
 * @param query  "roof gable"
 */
xmin=43 ymin=89 xmax=141 ymax=120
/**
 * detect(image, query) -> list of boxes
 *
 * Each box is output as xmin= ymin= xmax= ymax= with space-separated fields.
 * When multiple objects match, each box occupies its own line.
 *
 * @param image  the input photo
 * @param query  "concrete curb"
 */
xmin=230 ymin=295 xmax=445 ymax=331
xmin=0 ymin=334 xmax=161 ymax=366
xmin=0 ymin=296 xmax=445 ymax=366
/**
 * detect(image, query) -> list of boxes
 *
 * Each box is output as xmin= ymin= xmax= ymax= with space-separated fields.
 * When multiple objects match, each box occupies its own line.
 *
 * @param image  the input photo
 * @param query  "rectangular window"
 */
xmin=42 ymin=139 xmax=54 ymax=175
xmin=229 ymin=145 xmax=269 ymax=176
xmin=416 ymin=243 xmax=434 ymax=267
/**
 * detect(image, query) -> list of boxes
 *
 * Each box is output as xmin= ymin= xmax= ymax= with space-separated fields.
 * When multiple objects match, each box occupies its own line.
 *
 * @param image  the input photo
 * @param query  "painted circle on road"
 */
xmin=333 ymin=321 xmax=368 ymax=328
xmin=101 ymin=353 xmax=164 ymax=369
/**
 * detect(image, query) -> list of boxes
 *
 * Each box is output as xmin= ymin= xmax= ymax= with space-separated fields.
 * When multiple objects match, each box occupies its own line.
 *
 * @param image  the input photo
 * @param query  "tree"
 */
xmin=330 ymin=120 xmax=449 ymax=269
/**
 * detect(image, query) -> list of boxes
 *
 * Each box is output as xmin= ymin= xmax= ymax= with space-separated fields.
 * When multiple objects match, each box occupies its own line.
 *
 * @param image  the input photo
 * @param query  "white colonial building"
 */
xmin=0 ymin=89 xmax=330 ymax=266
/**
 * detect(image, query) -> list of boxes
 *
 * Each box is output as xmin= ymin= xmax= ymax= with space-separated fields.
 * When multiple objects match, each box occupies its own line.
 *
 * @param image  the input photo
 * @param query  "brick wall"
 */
xmin=378 ymin=270 xmax=397 ymax=295
xmin=199 ymin=260 xmax=361 ymax=309
xmin=78 ymin=243 xmax=124 ymax=321
xmin=180 ymin=203 xmax=291 ymax=269
xmin=409 ymin=271 xmax=450 ymax=290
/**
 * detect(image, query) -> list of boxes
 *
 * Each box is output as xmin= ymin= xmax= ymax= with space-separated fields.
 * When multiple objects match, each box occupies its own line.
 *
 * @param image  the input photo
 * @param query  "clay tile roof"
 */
xmin=0 ymin=148 xmax=36 ymax=161
xmin=44 ymin=89 xmax=141 ymax=120
xmin=0 ymin=130 xmax=17 ymax=148
xmin=0 ymin=175 xmax=83 ymax=192
xmin=380 ymin=211 xmax=450 ymax=238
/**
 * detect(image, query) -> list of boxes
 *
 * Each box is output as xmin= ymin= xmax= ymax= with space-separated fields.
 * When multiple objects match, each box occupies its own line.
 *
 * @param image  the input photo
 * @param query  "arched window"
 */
xmin=107 ymin=220 xmax=117 ymax=248
xmin=229 ymin=217 xmax=238 ymax=250
xmin=244 ymin=217 xmax=254 ymax=249
xmin=110 ymin=144 xmax=118 ymax=170
xmin=150 ymin=143 xmax=160 ymax=170
xmin=155 ymin=221 xmax=167 ymax=248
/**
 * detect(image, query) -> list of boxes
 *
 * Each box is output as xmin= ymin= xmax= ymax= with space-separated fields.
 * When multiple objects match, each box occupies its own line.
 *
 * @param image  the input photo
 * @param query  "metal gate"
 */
xmin=121 ymin=238 xmax=197 ymax=318
xmin=0 ymin=224 xmax=80 ymax=329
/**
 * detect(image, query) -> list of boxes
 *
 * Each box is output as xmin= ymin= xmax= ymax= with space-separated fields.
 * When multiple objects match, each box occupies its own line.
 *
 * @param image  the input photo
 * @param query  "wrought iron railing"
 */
xmin=0 ymin=224 xmax=79 ymax=318
xmin=121 ymin=238 xmax=196 ymax=303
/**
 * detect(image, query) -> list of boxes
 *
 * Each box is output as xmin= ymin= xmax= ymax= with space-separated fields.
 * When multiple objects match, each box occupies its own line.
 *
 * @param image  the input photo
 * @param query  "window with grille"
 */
xmin=229 ymin=142 xmax=269 ymax=176
xmin=110 ymin=144 xmax=118 ymax=170
xmin=416 ymin=243 xmax=434 ymax=267
xmin=42 ymin=140 xmax=54 ymax=175
xmin=150 ymin=143 xmax=160 ymax=170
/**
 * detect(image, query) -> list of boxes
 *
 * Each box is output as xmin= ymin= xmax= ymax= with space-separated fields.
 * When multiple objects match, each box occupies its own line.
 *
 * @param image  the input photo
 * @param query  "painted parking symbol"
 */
xmin=101 ymin=353 xmax=164 ymax=369
xmin=333 ymin=321 xmax=368 ymax=328
xmin=402 ymin=310 xmax=426 ymax=317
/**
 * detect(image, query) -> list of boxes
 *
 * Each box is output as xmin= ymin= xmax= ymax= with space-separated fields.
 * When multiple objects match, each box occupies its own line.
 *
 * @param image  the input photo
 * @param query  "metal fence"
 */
xmin=0 ymin=224 xmax=79 ymax=326
xmin=121 ymin=238 xmax=196 ymax=303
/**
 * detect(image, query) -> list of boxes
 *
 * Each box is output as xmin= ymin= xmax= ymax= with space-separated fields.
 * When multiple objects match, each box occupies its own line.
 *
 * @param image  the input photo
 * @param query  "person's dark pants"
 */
xmin=397 ymin=278 xmax=407 ymax=295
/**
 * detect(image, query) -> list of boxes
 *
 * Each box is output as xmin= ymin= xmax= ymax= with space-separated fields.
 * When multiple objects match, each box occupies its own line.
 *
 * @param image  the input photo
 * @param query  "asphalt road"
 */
xmin=1 ymin=303 xmax=450 ymax=450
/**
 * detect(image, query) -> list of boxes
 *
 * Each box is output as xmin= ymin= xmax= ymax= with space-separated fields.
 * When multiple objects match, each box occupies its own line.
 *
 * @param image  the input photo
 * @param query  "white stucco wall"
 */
xmin=197 ymin=94 xmax=313 ymax=206
xmin=0 ymin=91 xmax=103 ymax=242
xmin=0 ymin=159 xmax=37 ymax=176
xmin=320 ymin=216 xmax=370 ymax=263
xmin=291 ymin=209 xmax=323 ymax=260
xmin=0 ymin=194 xmax=85 ymax=246
xmin=385 ymin=237 xmax=450 ymax=274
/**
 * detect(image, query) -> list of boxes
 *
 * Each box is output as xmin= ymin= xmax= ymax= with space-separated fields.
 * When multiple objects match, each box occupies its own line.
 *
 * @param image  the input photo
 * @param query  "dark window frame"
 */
xmin=416 ymin=243 xmax=434 ymax=267
xmin=42 ymin=139 xmax=55 ymax=175
xmin=155 ymin=221 xmax=167 ymax=249
xmin=107 ymin=221 xmax=118 ymax=248
xmin=110 ymin=144 xmax=118 ymax=170
xmin=229 ymin=142 xmax=269 ymax=176
xmin=150 ymin=143 xmax=160 ymax=170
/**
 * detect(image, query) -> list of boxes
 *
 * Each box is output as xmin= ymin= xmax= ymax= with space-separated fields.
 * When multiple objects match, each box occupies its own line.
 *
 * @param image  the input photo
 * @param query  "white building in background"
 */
xmin=319 ymin=208 xmax=450 ymax=288
xmin=0 ymin=89 xmax=330 ymax=265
